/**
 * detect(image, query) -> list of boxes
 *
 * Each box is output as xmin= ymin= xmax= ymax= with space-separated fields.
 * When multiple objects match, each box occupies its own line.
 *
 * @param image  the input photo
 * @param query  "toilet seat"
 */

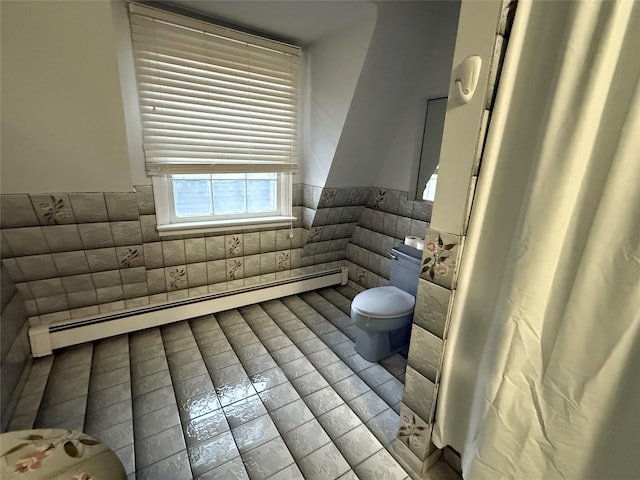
xmin=352 ymin=286 xmax=415 ymax=319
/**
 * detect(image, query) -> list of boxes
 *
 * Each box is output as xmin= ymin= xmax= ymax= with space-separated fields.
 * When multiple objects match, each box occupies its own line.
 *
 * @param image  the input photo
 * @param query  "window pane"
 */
xmin=422 ymin=173 xmax=438 ymax=202
xmin=173 ymin=176 xmax=213 ymax=217
xmin=213 ymin=180 xmax=246 ymax=214
xmin=212 ymin=173 xmax=245 ymax=180
xmin=170 ymin=172 xmax=281 ymax=220
xmin=247 ymin=179 xmax=277 ymax=213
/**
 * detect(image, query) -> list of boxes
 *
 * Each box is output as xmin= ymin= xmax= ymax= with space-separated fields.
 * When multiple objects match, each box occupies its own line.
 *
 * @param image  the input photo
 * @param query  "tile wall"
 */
xmin=0 ymin=181 xmax=438 ymax=462
xmin=0 ymin=185 xmax=336 ymax=327
xmin=303 ymin=186 xmax=372 ymax=272
xmin=1 ymin=265 xmax=32 ymax=431
xmin=0 ymin=183 xmax=431 ymax=329
xmin=345 ymin=189 xmax=432 ymax=291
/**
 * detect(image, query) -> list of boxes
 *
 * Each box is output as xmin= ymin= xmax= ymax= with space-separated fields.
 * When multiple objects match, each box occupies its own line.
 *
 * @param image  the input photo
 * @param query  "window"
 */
xmin=173 ymin=173 xmax=277 ymax=218
xmin=128 ymin=3 xmax=300 ymax=234
xmin=422 ymin=168 xmax=438 ymax=202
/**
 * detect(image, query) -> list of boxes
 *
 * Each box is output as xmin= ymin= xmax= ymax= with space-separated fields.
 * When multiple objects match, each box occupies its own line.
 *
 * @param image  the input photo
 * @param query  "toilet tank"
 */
xmin=389 ymin=245 xmax=422 ymax=296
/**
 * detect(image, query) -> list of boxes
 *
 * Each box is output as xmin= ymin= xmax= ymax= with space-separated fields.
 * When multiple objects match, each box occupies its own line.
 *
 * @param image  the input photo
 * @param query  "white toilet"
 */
xmin=351 ymin=245 xmax=422 ymax=361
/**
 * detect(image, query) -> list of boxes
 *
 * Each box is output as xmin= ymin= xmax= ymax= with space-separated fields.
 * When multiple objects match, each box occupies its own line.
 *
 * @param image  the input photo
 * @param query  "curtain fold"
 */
xmin=433 ymin=1 xmax=640 ymax=479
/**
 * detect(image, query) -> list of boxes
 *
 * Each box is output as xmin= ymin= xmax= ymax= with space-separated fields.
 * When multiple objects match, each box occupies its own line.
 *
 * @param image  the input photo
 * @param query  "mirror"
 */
xmin=414 ymin=96 xmax=447 ymax=201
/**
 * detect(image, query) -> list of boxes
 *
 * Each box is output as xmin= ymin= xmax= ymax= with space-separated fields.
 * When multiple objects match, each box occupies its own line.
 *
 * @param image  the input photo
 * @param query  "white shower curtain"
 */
xmin=433 ymin=1 xmax=640 ymax=479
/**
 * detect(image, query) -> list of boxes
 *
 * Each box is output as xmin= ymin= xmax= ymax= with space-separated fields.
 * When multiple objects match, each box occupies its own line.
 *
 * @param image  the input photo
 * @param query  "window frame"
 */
xmin=128 ymin=3 xmax=300 ymax=235
xmin=153 ymin=174 xmax=294 ymax=236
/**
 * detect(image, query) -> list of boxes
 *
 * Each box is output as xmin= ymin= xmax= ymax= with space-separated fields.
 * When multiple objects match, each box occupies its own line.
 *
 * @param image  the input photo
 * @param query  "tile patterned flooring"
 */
xmin=8 ymin=287 xmax=459 ymax=480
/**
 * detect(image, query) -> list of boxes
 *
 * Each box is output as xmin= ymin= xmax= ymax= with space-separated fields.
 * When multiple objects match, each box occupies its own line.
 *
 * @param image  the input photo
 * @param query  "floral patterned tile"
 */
xmin=30 ymin=194 xmax=76 ymax=225
xmin=398 ymin=403 xmax=431 ymax=460
xmin=347 ymin=187 xmax=370 ymax=206
xmin=117 ymin=245 xmax=144 ymax=268
xmin=165 ymin=266 xmax=187 ymax=291
xmin=225 ymin=234 xmax=243 ymax=257
xmin=420 ymin=228 xmax=463 ymax=290
xmin=317 ymin=188 xmax=337 ymax=208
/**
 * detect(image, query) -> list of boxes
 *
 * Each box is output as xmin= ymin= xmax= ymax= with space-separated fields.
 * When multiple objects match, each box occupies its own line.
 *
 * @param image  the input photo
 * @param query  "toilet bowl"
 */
xmin=351 ymin=245 xmax=422 ymax=361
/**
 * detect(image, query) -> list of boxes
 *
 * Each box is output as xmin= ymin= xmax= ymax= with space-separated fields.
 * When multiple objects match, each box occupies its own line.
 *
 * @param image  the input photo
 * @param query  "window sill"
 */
xmin=157 ymin=215 xmax=297 ymax=236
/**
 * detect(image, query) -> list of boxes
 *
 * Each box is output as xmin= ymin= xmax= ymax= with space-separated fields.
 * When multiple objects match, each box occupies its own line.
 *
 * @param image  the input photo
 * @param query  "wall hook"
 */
xmin=454 ymin=55 xmax=482 ymax=104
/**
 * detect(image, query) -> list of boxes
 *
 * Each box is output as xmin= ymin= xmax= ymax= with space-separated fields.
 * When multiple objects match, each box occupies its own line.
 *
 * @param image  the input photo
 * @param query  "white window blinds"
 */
xmin=128 ymin=3 xmax=300 ymax=175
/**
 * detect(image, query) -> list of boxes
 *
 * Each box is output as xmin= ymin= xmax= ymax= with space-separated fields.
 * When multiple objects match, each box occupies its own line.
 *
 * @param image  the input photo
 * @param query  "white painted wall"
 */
xmin=326 ymin=1 xmax=460 ymax=190
xmin=0 ymin=0 xmax=133 ymax=194
xmin=431 ymin=0 xmax=502 ymax=235
xmin=0 ymin=0 xmax=459 ymax=196
xmin=375 ymin=1 xmax=460 ymax=192
xmin=302 ymin=10 xmax=377 ymax=187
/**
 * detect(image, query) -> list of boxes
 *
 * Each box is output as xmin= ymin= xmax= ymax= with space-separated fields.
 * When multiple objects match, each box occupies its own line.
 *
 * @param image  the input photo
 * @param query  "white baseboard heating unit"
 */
xmin=29 ymin=267 xmax=348 ymax=357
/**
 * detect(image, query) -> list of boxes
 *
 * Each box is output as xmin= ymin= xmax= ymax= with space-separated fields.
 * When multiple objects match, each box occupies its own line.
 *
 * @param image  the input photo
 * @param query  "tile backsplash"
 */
xmin=344 ymin=188 xmax=432 ymax=291
xmin=0 ymin=185 xmax=329 ymax=325
xmin=0 ymin=183 xmax=432 ymax=330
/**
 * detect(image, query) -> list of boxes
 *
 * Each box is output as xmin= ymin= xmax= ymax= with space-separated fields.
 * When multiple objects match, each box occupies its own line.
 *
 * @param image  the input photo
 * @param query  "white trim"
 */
xmin=157 ymin=216 xmax=297 ymax=236
xmin=30 ymin=267 xmax=348 ymax=356
xmin=153 ymin=174 xmax=293 ymax=235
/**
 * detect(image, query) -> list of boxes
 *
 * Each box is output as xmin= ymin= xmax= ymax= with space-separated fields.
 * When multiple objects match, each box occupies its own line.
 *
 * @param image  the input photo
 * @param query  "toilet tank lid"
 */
xmin=352 ymin=286 xmax=415 ymax=317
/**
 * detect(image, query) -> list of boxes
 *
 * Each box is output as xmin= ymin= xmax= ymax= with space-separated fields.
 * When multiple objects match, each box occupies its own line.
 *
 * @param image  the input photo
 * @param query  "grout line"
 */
xmin=188 ymin=312 xmax=252 ymax=479
xmin=256 ymin=297 xmax=401 ymax=471
xmin=234 ymin=301 xmax=348 ymax=475
xmin=7 ymin=286 xmax=410 ymax=480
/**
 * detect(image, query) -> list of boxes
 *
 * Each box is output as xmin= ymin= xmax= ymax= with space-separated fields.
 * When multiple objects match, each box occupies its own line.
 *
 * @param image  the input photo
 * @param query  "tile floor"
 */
xmin=8 ymin=286 xmax=459 ymax=480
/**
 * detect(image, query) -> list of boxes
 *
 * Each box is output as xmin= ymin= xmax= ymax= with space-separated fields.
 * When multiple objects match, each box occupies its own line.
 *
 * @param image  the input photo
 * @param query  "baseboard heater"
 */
xmin=29 ymin=267 xmax=348 ymax=357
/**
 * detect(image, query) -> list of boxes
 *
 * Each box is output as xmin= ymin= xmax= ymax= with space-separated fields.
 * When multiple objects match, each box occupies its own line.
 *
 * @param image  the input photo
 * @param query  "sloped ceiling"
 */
xmin=161 ymin=0 xmax=376 ymax=46
xmin=159 ymin=0 xmax=460 ymax=193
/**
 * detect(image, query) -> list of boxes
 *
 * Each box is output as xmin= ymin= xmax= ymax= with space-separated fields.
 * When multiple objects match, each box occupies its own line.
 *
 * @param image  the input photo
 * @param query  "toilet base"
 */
xmin=355 ymin=325 xmax=411 ymax=362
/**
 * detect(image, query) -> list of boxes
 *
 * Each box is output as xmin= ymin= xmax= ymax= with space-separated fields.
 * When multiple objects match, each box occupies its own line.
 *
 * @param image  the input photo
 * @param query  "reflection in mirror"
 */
xmin=415 ymin=96 xmax=447 ymax=201
xmin=422 ymin=166 xmax=438 ymax=201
